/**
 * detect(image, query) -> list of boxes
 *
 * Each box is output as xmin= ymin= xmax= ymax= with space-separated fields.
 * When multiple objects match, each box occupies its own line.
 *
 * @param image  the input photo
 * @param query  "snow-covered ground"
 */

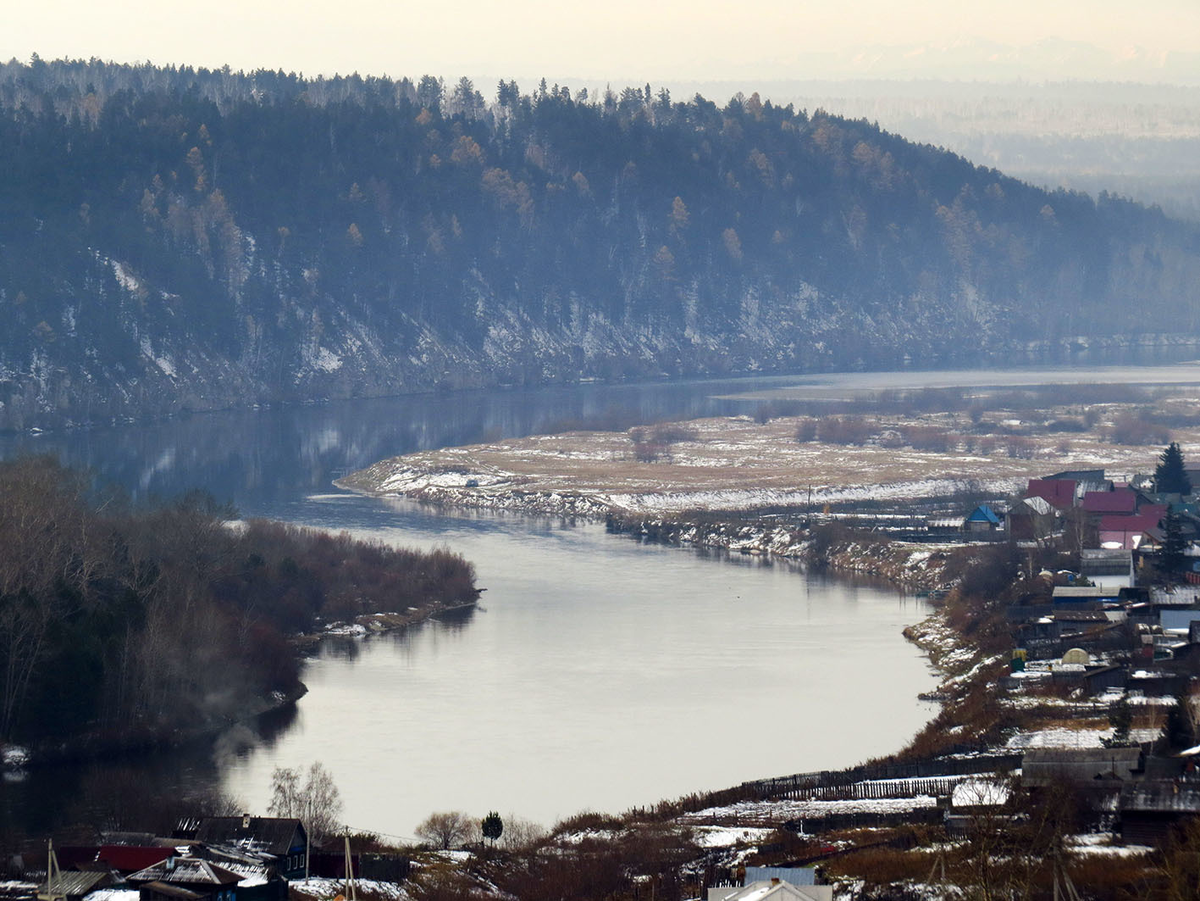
xmin=289 ymin=877 xmax=410 ymax=900
xmin=680 ymin=795 xmax=940 ymax=826
xmin=338 ymin=407 xmax=1186 ymax=520
xmin=1004 ymin=726 xmax=1161 ymax=749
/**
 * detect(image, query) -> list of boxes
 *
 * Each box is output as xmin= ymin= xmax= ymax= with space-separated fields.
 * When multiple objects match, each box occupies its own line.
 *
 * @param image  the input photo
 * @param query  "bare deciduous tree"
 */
xmin=267 ymin=761 xmax=344 ymax=844
xmin=415 ymin=811 xmax=473 ymax=850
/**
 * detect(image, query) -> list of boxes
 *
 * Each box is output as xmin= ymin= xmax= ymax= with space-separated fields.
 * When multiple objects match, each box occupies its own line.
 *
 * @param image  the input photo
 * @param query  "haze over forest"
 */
xmin=0 ymin=58 xmax=1198 ymax=430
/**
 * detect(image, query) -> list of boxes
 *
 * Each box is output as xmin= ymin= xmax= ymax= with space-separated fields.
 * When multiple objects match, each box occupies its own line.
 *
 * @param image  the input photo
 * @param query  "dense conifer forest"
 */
xmin=0 ymin=455 xmax=479 ymax=749
xmin=1 ymin=59 xmax=1198 ymax=428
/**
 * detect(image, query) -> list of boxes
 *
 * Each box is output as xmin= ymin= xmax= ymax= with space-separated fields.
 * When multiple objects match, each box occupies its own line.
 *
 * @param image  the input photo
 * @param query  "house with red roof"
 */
xmin=1099 ymin=507 xmax=1168 ymax=550
xmin=1025 ymin=479 xmax=1078 ymax=511
xmin=1082 ymin=488 xmax=1138 ymax=516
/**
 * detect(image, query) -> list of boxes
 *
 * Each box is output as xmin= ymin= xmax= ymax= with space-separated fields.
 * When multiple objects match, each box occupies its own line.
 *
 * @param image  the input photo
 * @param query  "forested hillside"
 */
xmin=2 ymin=59 xmax=1198 ymax=428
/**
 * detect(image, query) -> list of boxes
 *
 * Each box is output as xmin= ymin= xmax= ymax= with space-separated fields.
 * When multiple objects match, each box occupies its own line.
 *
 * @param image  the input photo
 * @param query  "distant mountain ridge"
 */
xmin=0 ymin=59 xmax=1198 ymax=429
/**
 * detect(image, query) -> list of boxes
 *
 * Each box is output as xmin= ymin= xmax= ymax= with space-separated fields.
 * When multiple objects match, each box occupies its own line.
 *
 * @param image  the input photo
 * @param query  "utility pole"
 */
xmin=343 ymin=833 xmax=356 ymax=901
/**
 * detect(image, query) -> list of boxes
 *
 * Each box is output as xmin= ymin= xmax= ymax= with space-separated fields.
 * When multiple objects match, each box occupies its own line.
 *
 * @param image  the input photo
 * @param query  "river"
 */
xmin=7 ymin=363 xmax=1192 ymax=838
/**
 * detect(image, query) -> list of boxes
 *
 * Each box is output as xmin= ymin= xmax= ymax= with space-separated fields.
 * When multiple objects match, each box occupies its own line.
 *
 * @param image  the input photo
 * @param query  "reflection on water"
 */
xmin=7 ymin=365 xmax=1182 ymax=837
xmin=212 ymin=499 xmax=936 ymax=836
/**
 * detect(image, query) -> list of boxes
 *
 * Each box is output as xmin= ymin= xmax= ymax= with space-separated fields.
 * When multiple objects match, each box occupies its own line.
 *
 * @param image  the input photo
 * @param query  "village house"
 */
xmin=180 ymin=817 xmax=307 ymax=882
xmin=1008 ymin=495 xmax=1056 ymax=542
xmin=126 ymin=857 xmax=243 ymax=901
xmin=1120 ymin=781 xmax=1200 ymax=846
xmin=1022 ymin=748 xmax=1144 ymax=787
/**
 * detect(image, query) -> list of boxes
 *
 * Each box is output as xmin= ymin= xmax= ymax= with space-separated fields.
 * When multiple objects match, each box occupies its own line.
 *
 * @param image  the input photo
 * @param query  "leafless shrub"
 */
xmin=1044 ymin=417 xmax=1087 ymax=433
xmin=498 ymin=815 xmax=547 ymax=851
xmin=903 ymin=425 xmax=954 ymax=452
xmin=753 ymin=400 xmax=805 ymax=423
xmin=1109 ymin=410 xmax=1170 ymax=446
xmin=794 ymin=418 xmax=818 ymax=442
xmin=648 ymin=423 xmax=697 ymax=444
xmin=817 ymin=415 xmax=872 ymax=445
xmin=415 ymin=810 xmax=474 ymax=850
xmin=1005 ymin=436 xmax=1037 ymax=459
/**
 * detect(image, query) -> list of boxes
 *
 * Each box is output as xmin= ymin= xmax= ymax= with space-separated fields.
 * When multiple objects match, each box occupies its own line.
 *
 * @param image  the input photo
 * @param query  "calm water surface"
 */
xmin=215 ymin=494 xmax=933 ymax=836
xmin=13 ymin=364 xmax=1186 ymax=836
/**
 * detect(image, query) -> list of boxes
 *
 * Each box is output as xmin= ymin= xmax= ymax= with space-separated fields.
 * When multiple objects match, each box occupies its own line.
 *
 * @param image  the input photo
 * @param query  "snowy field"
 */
xmin=341 ymin=396 xmax=1200 ymax=517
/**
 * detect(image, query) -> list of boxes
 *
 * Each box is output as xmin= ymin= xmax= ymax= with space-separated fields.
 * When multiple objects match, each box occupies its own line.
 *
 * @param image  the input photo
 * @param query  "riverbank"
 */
xmin=604 ymin=512 xmax=957 ymax=589
xmin=0 ymin=681 xmax=310 ymax=777
xmin=335 ymin=375 xmax=1200 ymax=520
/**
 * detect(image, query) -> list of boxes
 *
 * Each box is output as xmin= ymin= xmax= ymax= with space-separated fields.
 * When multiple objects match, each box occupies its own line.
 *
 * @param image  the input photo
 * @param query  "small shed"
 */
xmin=1052 ymin=586 xmax=1119 ymax=605
xmin=38 ymin=871 xmax=115 ymax=901
xmin=1128 ymin=669 xmax=1188 ymax=697
xmin=743 ymin=868 xmax=818 ymax=887
xmin=1080 ymin=549 xmax=1133 ymax=578
xmin=964 ymin=504 xmax=1003 ymax=533
xmin=1082 ymin=665 xmax=1128 ymax=696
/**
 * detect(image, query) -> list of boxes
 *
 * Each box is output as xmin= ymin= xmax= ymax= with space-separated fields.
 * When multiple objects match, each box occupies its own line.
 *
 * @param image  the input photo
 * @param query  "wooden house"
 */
xmin=1009 ymin=496 xmax=1056 ymax=541
xmin=1025 ymin=478 xmax=1078 ymax=511
xmin=191 ymin=817 xmax=307 ymax=881
xmin=1120 ymin=781 xmax=1200 ymax=846
xmin=1022 ymin=747 xmax=1143 ymax=787
xmin=126 ymin=857 xmax=242 ymax=901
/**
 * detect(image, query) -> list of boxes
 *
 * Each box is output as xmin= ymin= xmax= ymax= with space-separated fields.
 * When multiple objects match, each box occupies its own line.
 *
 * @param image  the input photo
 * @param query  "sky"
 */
xmin=5 ymin=0 xmax=1200 ymax=85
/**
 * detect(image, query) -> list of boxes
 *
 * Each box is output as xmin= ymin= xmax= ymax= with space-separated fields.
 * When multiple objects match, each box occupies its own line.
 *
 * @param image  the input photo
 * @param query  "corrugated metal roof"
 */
xmin=128 ymin=858 xmax=241 ymax=887
xmin=37 ymin=871 xmax=112 ymax=898
xmin=744 ymin=867 xmax=816 ymax=887
xmin=1120 ymin=781 xmax=1200 ymax=813
xmin=193 ymin=818 xmax=303 ymax=857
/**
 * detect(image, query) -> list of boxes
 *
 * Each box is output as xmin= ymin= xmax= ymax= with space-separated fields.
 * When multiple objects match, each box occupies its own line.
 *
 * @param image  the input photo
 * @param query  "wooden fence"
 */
xmin=743 ymin=752 xmax=1023 ymax=801
xmin=795 ymin=776 xmax=965 ymax=802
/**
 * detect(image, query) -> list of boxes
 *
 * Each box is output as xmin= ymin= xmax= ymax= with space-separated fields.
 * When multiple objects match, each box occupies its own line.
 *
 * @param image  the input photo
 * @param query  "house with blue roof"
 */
xmin=964 ymin=504 xmax=1004 ymax=534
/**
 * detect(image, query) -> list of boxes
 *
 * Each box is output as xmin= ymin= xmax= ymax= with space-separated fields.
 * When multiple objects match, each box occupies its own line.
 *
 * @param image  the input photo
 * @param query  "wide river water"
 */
xmin=5 ymin=361 xmax=1198 ymax=838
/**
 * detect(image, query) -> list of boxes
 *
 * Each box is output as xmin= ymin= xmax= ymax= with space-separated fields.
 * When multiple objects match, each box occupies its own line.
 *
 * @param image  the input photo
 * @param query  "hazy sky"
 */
xmin=6 ymin=0 xmax=1199 ymax=83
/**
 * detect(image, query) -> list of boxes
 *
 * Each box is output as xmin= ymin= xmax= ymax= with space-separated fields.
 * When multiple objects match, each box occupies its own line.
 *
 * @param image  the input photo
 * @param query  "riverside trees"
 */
xmin=0 ymin=456 xmax=479 ymax=748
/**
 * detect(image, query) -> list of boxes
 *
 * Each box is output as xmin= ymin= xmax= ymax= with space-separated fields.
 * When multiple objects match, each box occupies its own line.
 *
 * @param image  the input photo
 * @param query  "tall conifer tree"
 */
xmin=1156 ymin=442 xmax=1191 ymax=494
